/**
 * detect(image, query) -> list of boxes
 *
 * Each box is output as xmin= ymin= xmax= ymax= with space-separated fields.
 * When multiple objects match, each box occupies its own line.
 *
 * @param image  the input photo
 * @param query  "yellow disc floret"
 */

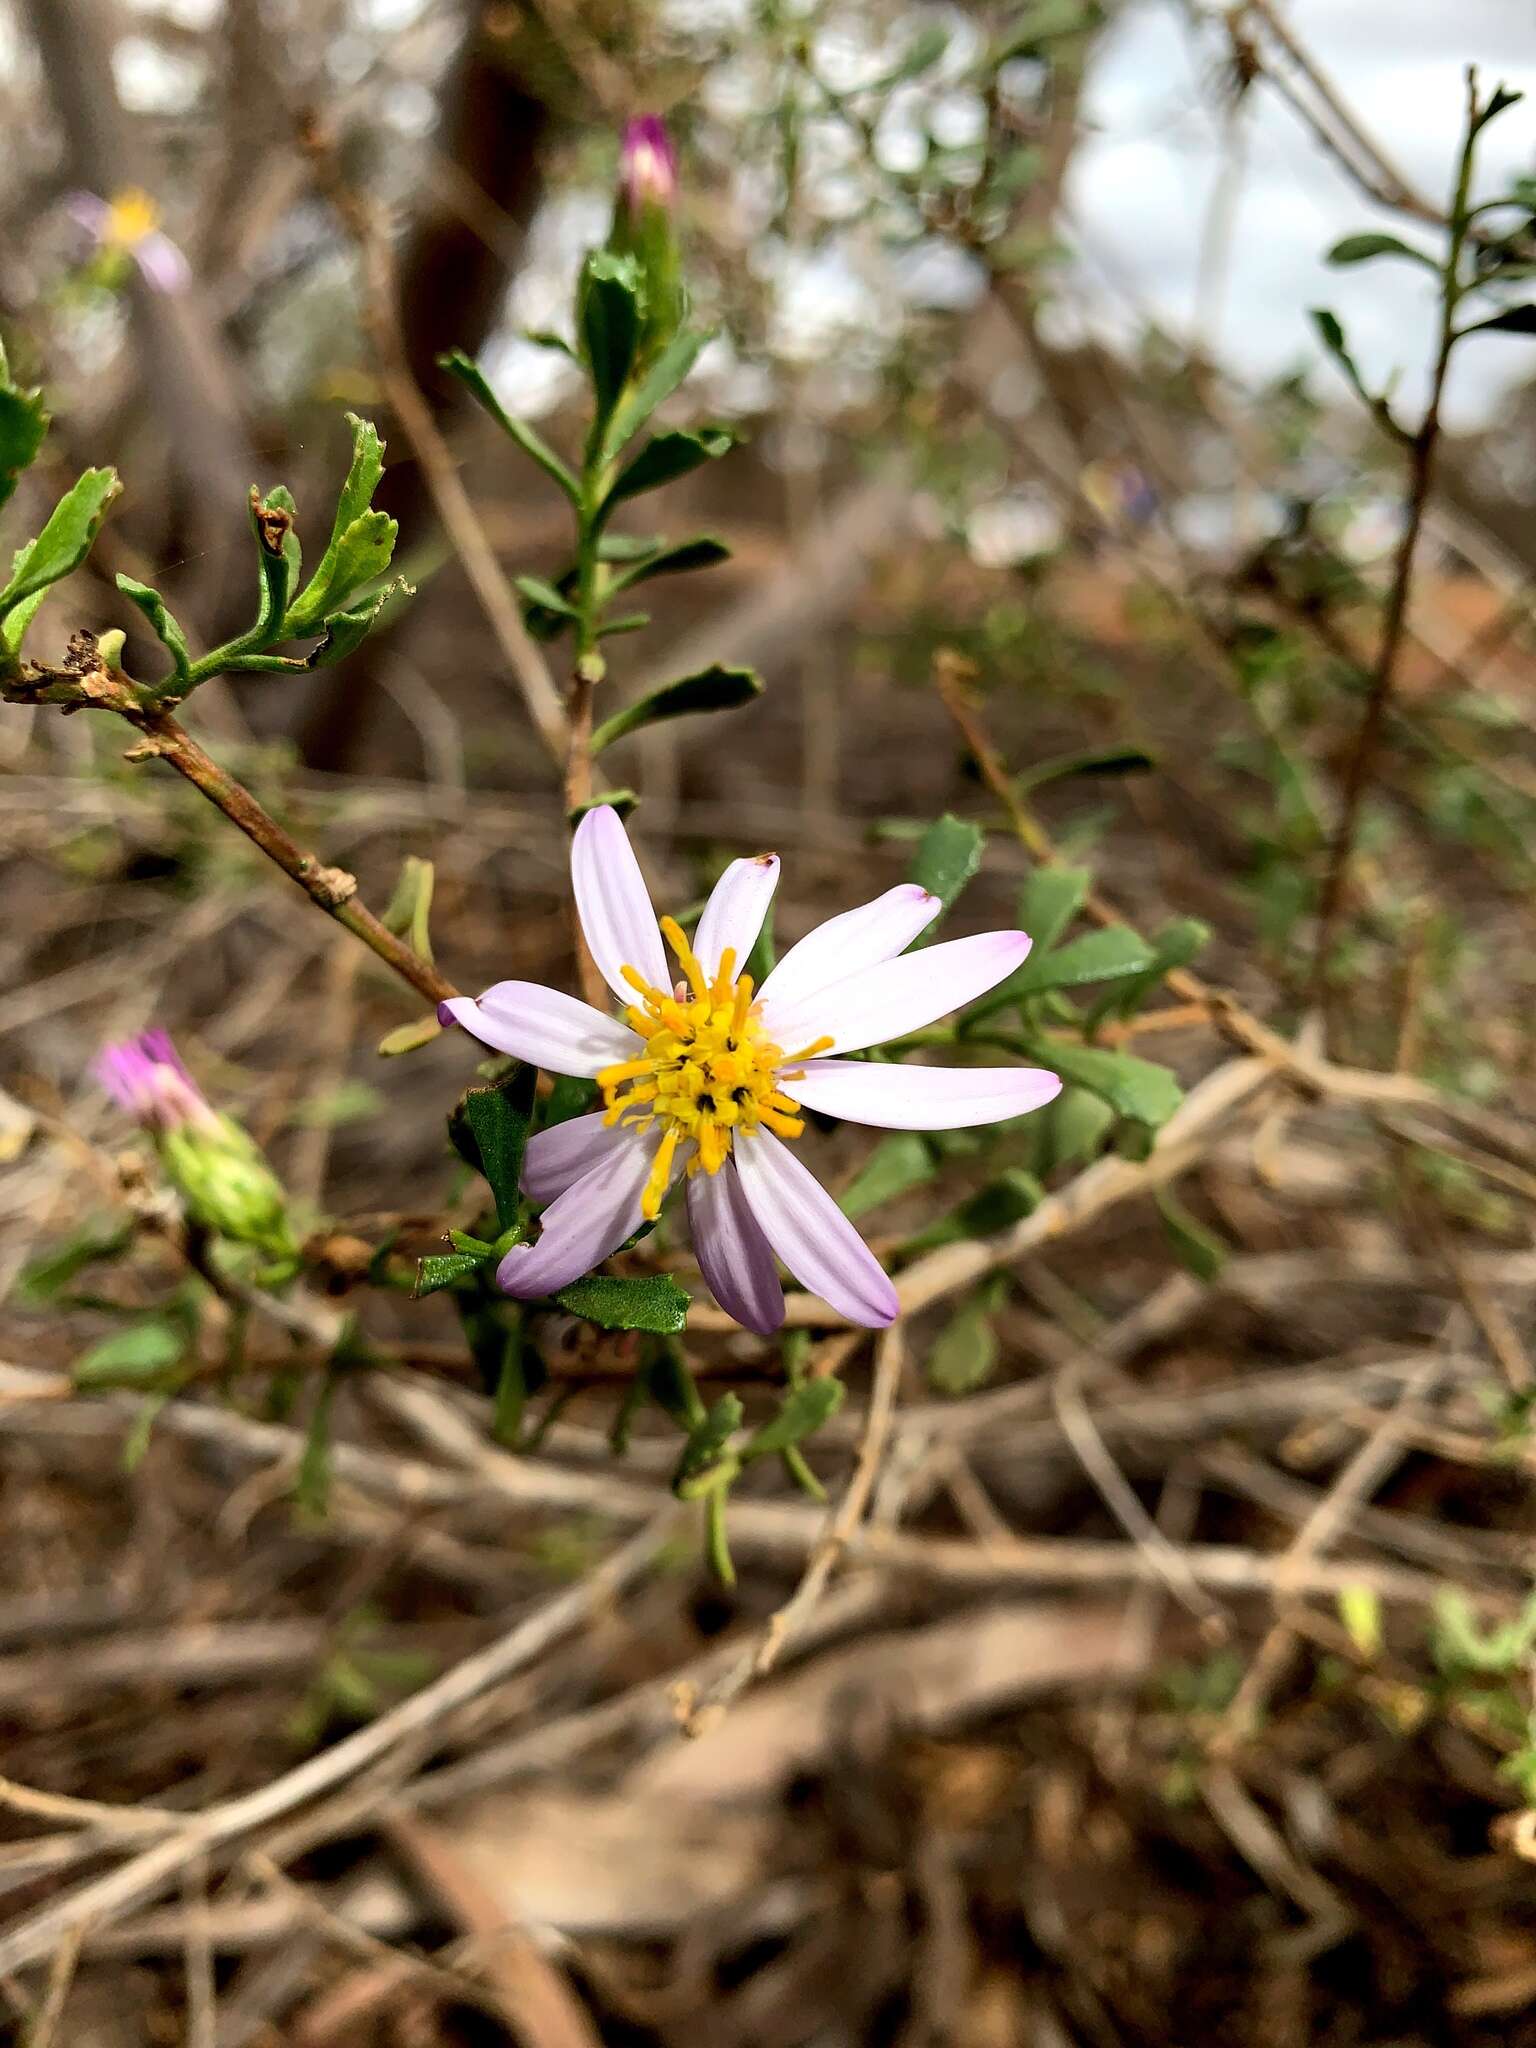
xmin=105 ymin=188 xmax=161 ymax=249
xmin=598 ymin=915 xmax=832 ymax=1219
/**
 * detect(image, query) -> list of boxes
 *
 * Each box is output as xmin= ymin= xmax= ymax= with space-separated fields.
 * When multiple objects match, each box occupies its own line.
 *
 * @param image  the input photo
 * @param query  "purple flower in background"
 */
xmin=67 ymin=189 xmax=190 ymax=295
xmin=440 ymin=807 xmax=1061 ymax=1334
xmin=619 ymin=116 xmax=678 ymax=216
xmin=95 ymin=1030 xmax=216 ymax=1134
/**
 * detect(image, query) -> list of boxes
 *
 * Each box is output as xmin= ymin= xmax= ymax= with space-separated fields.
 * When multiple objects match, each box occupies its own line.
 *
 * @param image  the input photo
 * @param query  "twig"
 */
xmin=0 ymin=1515 xmax=676 ymax=1977
xmin=300 ymin=114 xmax=569 ymax=769
xmin=124 ymin=708 xmax=455 ymax=1005
xmin=679 ymin=1324 xmax=907 ymax=1733
xmin=25 ymin=1924 xmax=85 ymax=2048
xmin=1310 ymin=71 xmax=1481 ymax=995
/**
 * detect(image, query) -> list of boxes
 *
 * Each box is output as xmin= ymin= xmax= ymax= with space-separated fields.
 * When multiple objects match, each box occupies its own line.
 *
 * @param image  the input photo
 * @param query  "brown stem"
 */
xmin=128 ymin=710 xmax=456 ymax=1006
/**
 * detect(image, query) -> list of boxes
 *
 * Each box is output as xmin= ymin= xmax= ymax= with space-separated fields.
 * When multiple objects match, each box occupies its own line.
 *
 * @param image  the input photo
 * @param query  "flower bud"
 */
xmin=619 ymin=117 xmax=677 ymax=218
xmin=96 ymin=1031 xmax=295 ymax=1256
xmin=609 ymin=116 xmax=685 ymax=363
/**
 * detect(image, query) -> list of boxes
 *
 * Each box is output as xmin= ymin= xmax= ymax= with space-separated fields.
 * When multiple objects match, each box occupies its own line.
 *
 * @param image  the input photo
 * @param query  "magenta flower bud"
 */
xmin=620 ymin=116 xmax=677 ymax=217
xmin=95 ymin=1030 xmax=217 ymax=1134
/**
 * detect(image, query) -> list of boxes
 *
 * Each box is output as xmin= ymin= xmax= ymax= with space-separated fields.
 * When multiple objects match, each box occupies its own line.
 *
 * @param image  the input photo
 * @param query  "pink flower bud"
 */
xmin=95 ymin=1030 xmax=216 ymax=1134
xmin=620 ymin=116 xmax=677 ymax=216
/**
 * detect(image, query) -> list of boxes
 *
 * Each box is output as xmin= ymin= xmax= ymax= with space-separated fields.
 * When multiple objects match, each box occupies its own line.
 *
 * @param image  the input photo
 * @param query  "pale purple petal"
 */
xmin=569 ymin=804 xmax=669 ymax=1003
xmin=66 ymin=191 xmax=111 ymax=235
xmin=496 ymin=1128 xmax=666 ymax=1298
xmin=763 ymin=931 xmax=1031 ymax=1057
xmin=732 ymin=1130 xmax=898 ymax=1328
xmin=522 ymin=1111 xmax=632 ymax=1204
xmin=440 ymin=984 xmax=636 ymax=1076
xmin=693 ymin=853 xmax=779 ymax=982
xmin=133 ymin=231 xmax=190 ymax=295
xmin=787 ymin=1059 xmax=1061 ymax=1130
xmin=687 ymin=1160 xmax=784 ymax=1335
xmin=758 ymin=884 xmax=941 ymax=1013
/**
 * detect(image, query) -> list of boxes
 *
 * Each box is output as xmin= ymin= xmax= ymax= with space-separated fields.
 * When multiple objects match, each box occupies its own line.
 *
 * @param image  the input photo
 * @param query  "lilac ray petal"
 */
xmin=687 ymin=1160 xmax=785 ymax=1335
xmin=134 ymin=231 xmax=191 ymax=294
xmin=569 ymin=804 xmax=669 ymax=1003
xmin=732 ymin=1130 xmax=898 ymax=1328
xmin=439 ymin=984 xmax=636 ymax=1076
xmin=693 ymin=853 xmax=780 ymax=982
xmin=66 ymin=191 xmax=110 ymax=234
xmin=788 ymin=1059 xmax=1061 ymax=1130
xmin=763 ymin=931 xmax=1030 ymax=1058
xmin=496 ymin=1128 xmax=665 ymax=1299
xmin=523 ymin=1111 xmax=633 ymax=1204
xmin=758 ymin=884 xmax=941 ymax=1014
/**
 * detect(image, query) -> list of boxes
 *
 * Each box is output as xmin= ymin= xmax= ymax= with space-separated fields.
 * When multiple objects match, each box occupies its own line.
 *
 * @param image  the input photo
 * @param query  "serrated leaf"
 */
xmin=837 ymin=1130 xmax=936 ymax=1219
xmin=926 ymin=1291 xmax=999 ymax=1395
xmin=556 ymin=1270 xmax=691 ymax=1332
xmin=611 ymin=534 xmax=731 ymax=590
xmin=448 ymin=1063 xmax=537 ymax=1233
xmin=438 ymin=351 xmax=580 ymax=501
xmin=742 ymin=1376 xmax=845 ymax=1459
xmin=590 ymin=663 xmax=763 ymax=753
xmin=1326 ymin=231 xmax=1435 ymax=270
xmin=304 ymin=582 xmax=402 ymax=668
xmin=0 ymin=467 xmax=119 ymax=615
xmin=1156 ymin=1187 xmax=1228 ymax=1282
xmin=115 ymin=574 xmax=192 ymax=683
xmin=284 ymin=511 xmax=396 ymax=636
xmin=414 ymin=1251 xmax=488 ymax=1297
xmin=907 ymin=814 xmax=983 ymax=941
xmin=1035 ymin=1041 xmax=1183 ymax=1127
xmin=73 ymin=1319 xmax=185 ymax=1390
xmin=579 ymin=249 xmax=644 ymax=422
xmin=602 ymin=427 xmax=734 ymax=514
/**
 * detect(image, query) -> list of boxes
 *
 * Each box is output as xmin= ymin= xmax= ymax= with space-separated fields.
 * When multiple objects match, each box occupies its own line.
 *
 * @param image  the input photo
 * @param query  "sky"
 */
xmin=1069 ymin=0 xmax=1536 ymax=429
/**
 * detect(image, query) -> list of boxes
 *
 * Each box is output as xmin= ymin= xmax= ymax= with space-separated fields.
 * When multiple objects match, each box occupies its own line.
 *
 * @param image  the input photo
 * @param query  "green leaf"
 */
xmin=295 ymin=1370 xmax=336 ymax=1517
xmin=1461 ymin=303 xmax=1536 ymax=338
xmin=675 ymin=1391 xmax=743 ymax=1488
xmin=514 ymin=573 xmax=581 ymax=620
xmin=926 ymin=1290 xmax=1000 ymax=1395
xmin=604 ymin=327 xmax=708 ymax=455
xmin=1156 ymin=1188 xmax=1228 ymax=1282
xmin=741 ymin=1376 xmax=845 ymax=1460
xmin=602 ymin=427 xmax=734 ymax=514
xmin=438 ymin=352 xmax=579 ymax=501
xmin=907 ymin=814 xmax=983 ymax=941
xmin=1088 ymin=916 xmax=1211 ymax=1027
xmin=1474 ymin=83 xmax=1524 ymax=134
xmin=837 ymin=1130 xmax=936 ymax=1219
xmin=304 ymin=583 xmax=402 ymax=668
xmin=115 ymin=574 xmax=192 ymax=683
xmin=1035 ymin=1041 xmax=1183 ymax=1128
xmin=0 ymin=548 xmax=49 ymax=654
xmin=73 ymin=1319 xmax=185 ymax=1391
xmin=285 ymin=418 xmax=393 ymax=634
xmin=0 ymin=467 xmax=119 ymax=615
xmin=1326 ymin=231 xmax=1435 ymax=270
xmin=0 ymin=362 xmax=48 ymax=514
xmin=17 ymin=1216 xmax=133 ymax=1304
xmin=381 ymin=855 xmax=435 ymax=966
xmin=554 ymin=1270 xmax=691 ymax=1333
xmin=1017 ymin=865 xmax=1091 ymax=953
xmin=413 ymin=1252 xmax=487 ymax=1298
xmin=1017 ymin=746 xmax=1155 ymax=791
xmin=491 ymin=1321 xmax=527 ymax=1447
xmin=901 ymin=1167 xmax=1042 ymax=1253
xmin=448 ymin=1063 xmax=537 ymax=1233
xmin=1037 ymin=1085 xmax=1114 ymax=1171
xmin=610 ymin=535 xmax=731 ymax=590
xmin=1310 ymin=307 xmax=1398 ymax=430
xmin=590 ymin=663 xmax=763 ymax=753
xmin=578 ymin=250 xmax=644 ymax=423
xmin=1010 ymin=926 xmax=1155 ymax=994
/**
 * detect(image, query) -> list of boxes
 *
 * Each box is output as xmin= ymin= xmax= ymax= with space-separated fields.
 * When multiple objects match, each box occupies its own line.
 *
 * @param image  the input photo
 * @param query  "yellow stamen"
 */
xmin=786 ymin=1033 xmax=835 ymax=1061
xmin=642 ymin=1126 xmax=681 ymax=1219
xmin=711 ymin=947 xmax=738 ymax=1005
xmin=659 ymin=915 xmax=709 ymax=1001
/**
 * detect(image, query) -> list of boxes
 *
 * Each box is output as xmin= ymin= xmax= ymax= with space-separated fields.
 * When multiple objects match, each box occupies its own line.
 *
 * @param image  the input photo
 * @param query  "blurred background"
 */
xmin=5 ymin=2 xmax=1536 ymax=2043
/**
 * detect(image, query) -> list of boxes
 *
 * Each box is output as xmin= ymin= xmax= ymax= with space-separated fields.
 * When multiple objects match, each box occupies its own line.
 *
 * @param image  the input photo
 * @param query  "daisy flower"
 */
xmin=67 ymin=189 xmax=190 ymax=296
xmin=440 ymin=807 xmax=1061 ymax=1334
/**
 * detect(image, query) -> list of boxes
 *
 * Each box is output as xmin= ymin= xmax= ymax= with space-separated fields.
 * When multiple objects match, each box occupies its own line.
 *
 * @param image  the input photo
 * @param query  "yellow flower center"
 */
xmin=106 ymin=189 xmax=160 ymax=249
xmin=597 ymin=916 xmax=831 ymax=1220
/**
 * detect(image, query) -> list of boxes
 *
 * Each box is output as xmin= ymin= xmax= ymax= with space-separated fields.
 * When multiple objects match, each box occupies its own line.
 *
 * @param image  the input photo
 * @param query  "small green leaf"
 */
xmin=1037 ymin=1085 xmax=1115 ymax=1171
xmin=381 ymin=855 xmax=435 ymax=966
xmin=1474 ymin=83 xmax=1524 ymax=134
xmin=675 ymin=1391 xmax=743 ymax=1487
xmin=294 ymin=1371 xmax=336 ymax=1517
xmin=0 ymin=363 xmax=49 ymax=513
xmin=1017 ymin=865 xmax=1091 ymax=954
xmin=590 ymin=663 xmax=763 ymax=753
xmin=907 ymin=814 xmax=984 ymax=941
xmin=926 ymin=1289 xmax=1000 ymax=1395
xmin=74 ymin=1319 xmax=185 ymax=1390
xmin=602 ymin=428 xmax=734 ymax=514
xmin=286 ymin=418 xmax=394 ymax=635
xmin=1326 ymin=231 xmax=1435 ymax=270
xmin=610 ymin=534 xmax=731 ymax=589
xmin=1017 ymin=746 xmax=1155 ymax=791
xmin=377 ymin=1011 xmax=443 ymax=1057
xmin=304 ymin=583 xmax=403 ymax=668
xmin=741 ymin=1376 xmax=845 ymax=1460
xmin=116 ymin=574 xmax=192 ymax=683
xmin=1035 ymin=1041 xmax=1183 ymax=1127
xmin=514 ymin=574 xmax=581 ymax=620
xmin=901 ymin=1167 xmax=1042 ymax=1253
xmin=1310 ymin=307 xmax=1399 ymax=431
xmin=837 ymin=1130 xmax=936 ymax=1219
xmin=1156 ymin=1187 xmax=1228 ymax=1282
xmin=491 ymin=1320 xmax=527 ymax=1447
xmin=578 ymin=250 xmax=644 ymax=423
xmin=555 ymin=1270 xmax=691 ymax=1333
xmin=0 ymin=467 xmax=119 ymax=615
xmin=18 ymin=1216 xmax=133 ymax=1304
xmin=1011 ymin=926 xmax=1155 ymax=994
xmin=438 ymin=351 xmax=580 ymax=501
xmin=448 ymin=1063 xmax=537 ymax=1233
xmin=414 ymin=1252 xmax=487 ymax=1298
xmin=604 ymin=327 xmax=708 ymax=455
xmin=1089 ymin=916 xmax=1211 ymax=1026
